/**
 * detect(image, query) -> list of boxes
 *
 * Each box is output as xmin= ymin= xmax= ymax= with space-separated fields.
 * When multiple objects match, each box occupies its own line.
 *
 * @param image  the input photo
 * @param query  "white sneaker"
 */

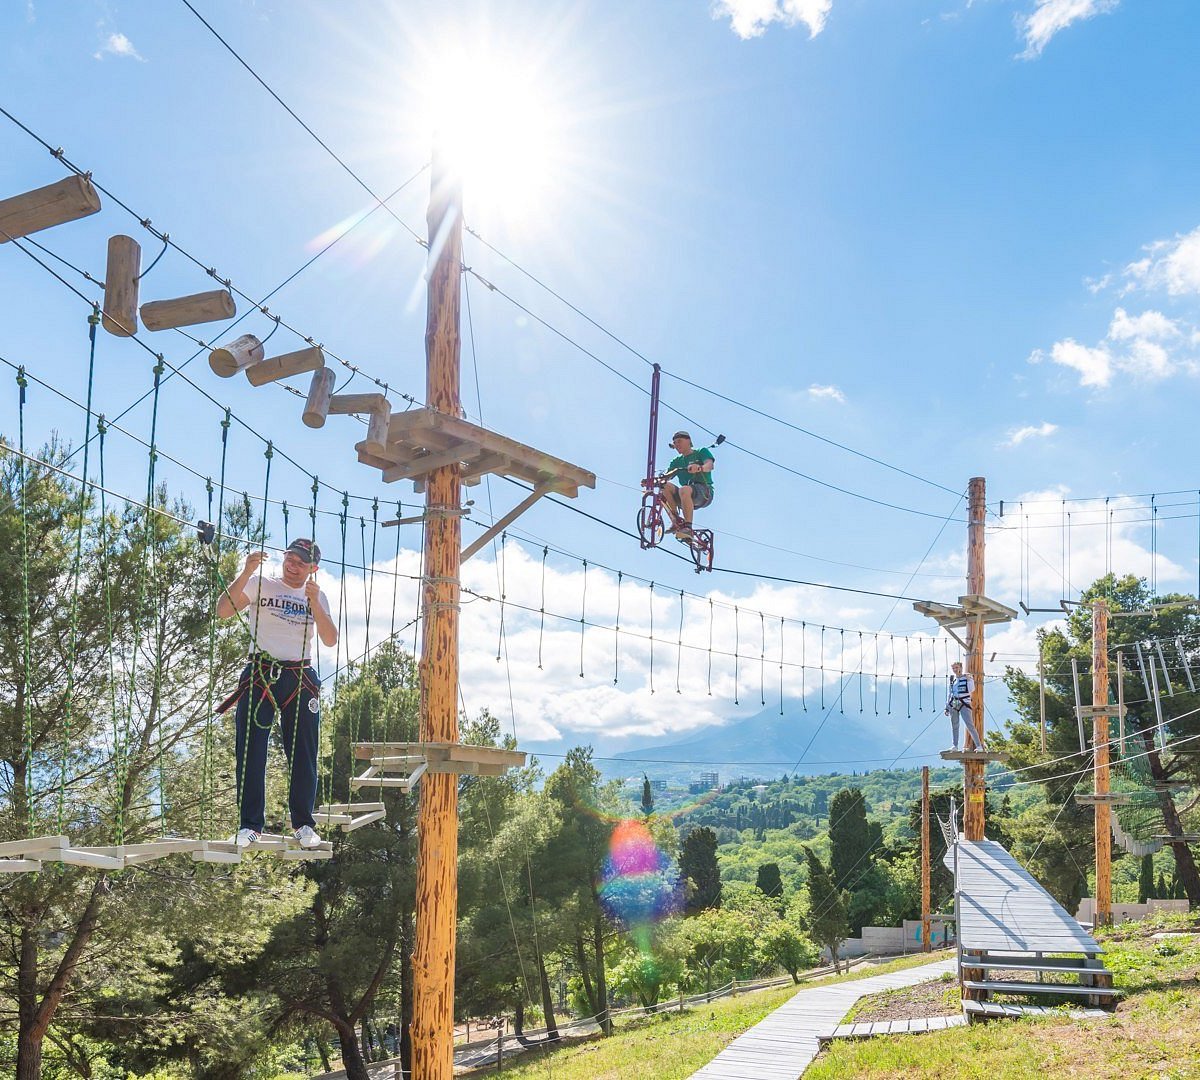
xmin=294 ymin=825 xmax=322 ymax=849
xmin=233 ymin=828 xmax=259 ymax=849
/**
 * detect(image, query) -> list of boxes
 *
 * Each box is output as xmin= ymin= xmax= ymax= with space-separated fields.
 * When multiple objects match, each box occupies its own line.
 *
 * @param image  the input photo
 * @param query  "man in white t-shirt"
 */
xmin=216 ymin=538 xmax=339 ymax=849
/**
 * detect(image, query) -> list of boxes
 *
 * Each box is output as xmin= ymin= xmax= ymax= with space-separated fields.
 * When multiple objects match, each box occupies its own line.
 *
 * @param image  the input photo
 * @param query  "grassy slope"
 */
xmin=468 ymin=951 xmax=954 ymax=1080
xmin=807 ymin=916 xmax=1200 ymax=1080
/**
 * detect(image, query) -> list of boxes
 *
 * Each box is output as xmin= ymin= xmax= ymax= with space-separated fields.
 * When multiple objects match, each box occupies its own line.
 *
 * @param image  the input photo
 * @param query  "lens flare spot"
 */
xmin=598 ymin=819 xmax=683 ymax=930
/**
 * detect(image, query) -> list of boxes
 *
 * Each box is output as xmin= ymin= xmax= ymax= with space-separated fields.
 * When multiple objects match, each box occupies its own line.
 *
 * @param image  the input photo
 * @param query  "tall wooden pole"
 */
xmin=1093 ymin=599 xmax=1112 ymax=927
xmin=921 ymin=764 xmax=931 ymax=952
xmin=964 ymin=477 xmax=987 ymax=842
xmin=412 ymin=146 xmax=463 ymax=1080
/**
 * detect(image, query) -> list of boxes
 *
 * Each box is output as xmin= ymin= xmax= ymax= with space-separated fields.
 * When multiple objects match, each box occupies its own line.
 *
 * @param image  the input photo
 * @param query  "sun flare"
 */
xmin=419 ymin=47 xmax=569 ymax=223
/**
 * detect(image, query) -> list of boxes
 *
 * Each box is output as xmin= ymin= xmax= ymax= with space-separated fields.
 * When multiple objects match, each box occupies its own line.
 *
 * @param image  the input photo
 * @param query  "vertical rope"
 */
xmin=759 ymin=612 xmax=766 ymax=707
xmin=675 ymin=590 xmax=684 ymax=695
xmin=858 ymin=631 xmax=864 ymax=712
xmin=496 ymin=532 xmax=507 ymax=663
xmin=778 ymin=617 xmax=785 ymax=716
xmin=873 ymin=634 xmax=879 ymax=716
xmin=613 ymin=571 xmax=622 ymax=685
xmin=648 ymin=581 xmax=655 ymax=695
xmin=97 ymin=418 xmax=122 ymax=842
xmin=819 ymin=625 xmax=825 ymax=710
xmin=538 ymin=546 xmax=547 ymax=670
xmin=800 ymin=621 xmax=806 ymax=710
xmin=58 ymin=307 xmax=101 ymax=833
xmin=16 ymin=368 xmax=34 ymax=836
xmin=578 ymin=559 xmax=587 ymax=679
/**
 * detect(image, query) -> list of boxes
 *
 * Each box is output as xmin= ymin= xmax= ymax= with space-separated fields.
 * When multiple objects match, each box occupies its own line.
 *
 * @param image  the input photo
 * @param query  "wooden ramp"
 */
xmin=688 ymin=957 xmax=956 ymax=1079
xmin=951 ymin=839 xmax=1100 ymax=954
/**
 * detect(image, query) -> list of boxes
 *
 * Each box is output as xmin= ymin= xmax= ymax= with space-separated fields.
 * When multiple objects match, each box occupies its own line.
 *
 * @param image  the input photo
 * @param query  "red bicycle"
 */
xmin=638 ymin=468 xmax=715 ymax=573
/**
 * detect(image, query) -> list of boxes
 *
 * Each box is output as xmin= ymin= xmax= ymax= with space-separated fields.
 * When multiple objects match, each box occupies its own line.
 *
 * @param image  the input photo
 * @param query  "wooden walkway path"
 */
xmin=951 ymin=840 xmax=1101 ymax=953
xmin=688 ymin=956 xmax=957 ymax=1079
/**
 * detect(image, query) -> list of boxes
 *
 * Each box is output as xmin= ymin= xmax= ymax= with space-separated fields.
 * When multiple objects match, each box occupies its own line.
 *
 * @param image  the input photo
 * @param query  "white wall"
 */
xmin=1076 ymin=897 xmax=1189 ymax=925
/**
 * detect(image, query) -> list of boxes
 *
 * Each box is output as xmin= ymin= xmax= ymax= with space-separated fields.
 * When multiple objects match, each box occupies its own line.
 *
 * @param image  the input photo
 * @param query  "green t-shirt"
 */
xmin=669 ymin=447 xmax=714 ymax=488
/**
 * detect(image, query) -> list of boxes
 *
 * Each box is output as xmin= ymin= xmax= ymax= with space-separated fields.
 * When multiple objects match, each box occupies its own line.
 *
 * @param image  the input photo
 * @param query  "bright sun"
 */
xmin=420 ymin=48 xmax=568 ymax=223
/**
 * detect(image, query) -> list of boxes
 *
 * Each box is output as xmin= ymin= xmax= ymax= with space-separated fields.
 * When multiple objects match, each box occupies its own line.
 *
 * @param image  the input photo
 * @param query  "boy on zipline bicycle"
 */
xmin=216 ymin=538 xmax=339 ymax=849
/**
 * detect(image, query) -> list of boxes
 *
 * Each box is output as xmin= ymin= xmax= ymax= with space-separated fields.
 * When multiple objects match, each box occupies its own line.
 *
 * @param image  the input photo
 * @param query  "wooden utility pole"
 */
xmin=964 ymin=477 xmax=988 ymax=842
xmin=1093 ymin=599 xmax=1112 ymax=927
xmin=921 ymin=765 xmax=931 ymax=952
xmin=412 ymin=148 xmax=464 ymax=1080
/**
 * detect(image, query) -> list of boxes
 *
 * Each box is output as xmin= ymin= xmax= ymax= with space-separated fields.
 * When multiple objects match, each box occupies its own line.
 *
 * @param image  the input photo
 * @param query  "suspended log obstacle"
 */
xmin=246 ymin=345 xmax=324 ymax=387
xmin=0 ymin=174 xmax=101 ymax=243
xmin=302 ymin=379 xmax=392 ymax=456
xmin=102 ymin=234 xmax=141 ymax=336
xmin=208 ymin=334 xmax=264 ymax=377
xmin=141 ymin=288 xmax=236 ymax=331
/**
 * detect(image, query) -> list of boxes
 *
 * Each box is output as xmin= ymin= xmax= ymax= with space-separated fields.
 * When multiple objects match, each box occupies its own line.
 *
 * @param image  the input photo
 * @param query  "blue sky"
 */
xmin=3 ymin=0 xmax=1200 ymax=772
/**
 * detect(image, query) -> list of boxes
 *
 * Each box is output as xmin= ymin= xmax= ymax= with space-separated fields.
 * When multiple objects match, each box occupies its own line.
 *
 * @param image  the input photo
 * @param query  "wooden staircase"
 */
xmin=945 ymin=837 xmax=1118 ymax=1020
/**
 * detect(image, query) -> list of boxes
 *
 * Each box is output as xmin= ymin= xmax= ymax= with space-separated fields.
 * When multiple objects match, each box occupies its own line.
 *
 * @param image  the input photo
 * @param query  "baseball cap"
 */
xmin=670 ymin=430 xmax=691 ymax=442
xmin=285 ymin=538 xmax=321 ymax=565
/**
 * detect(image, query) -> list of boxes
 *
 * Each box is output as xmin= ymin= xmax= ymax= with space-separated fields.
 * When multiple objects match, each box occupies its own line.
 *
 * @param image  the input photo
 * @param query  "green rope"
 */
xmin=16 ymin=368 xmax=34 ymax=836
xmin=58 ymin=306 xmax=101 ymax=834
xmin=118 ymin=355 xmax=166 ymax=845
xmin=97 ymin=418 xmax=121 ymax=842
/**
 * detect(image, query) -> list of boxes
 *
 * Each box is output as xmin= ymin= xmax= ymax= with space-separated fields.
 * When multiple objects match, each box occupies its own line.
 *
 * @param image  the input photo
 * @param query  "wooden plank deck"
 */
xmin=824 ymin=1014 xmax=966 ymax=1042
xmin=954 ymin=840 xmax=1100 ymax=954
xmin=688 ymin=957 xmax=957 ymax=1078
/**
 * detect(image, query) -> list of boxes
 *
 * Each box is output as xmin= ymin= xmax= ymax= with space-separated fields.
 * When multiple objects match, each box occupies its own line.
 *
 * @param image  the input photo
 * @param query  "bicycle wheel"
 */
xmin=637 ymin=504 xmax=664 ymax=547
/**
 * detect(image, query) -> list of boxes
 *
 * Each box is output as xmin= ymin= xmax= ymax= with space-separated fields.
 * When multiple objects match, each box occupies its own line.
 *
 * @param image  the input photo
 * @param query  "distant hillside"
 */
xmin=602 ymin=703 xmax=934 ymax=783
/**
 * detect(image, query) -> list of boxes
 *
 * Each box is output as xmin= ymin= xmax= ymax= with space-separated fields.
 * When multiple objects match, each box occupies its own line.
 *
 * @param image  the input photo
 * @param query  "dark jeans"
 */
xmin=234 ymin=662 xmax=320 ymax=832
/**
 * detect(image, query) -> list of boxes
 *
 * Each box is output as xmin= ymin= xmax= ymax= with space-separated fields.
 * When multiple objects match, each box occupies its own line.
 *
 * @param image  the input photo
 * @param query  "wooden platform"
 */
xmin=940 ymin=749 xmax=1008 ymax=763
xmin=355 ymin=408 xmax=595 ymax=496
xmin=353 ymin=741 xmax=527 ymax=776
xmin=953 ymin=840 xmax=1101 ymax=954
xmin=1074 ymin=792 xmax=1134 ymax=805
xmin=913 ymin=594 xmax=1017 ymax=632
xmin=688 ymin=957 xmax=957 ymax=1079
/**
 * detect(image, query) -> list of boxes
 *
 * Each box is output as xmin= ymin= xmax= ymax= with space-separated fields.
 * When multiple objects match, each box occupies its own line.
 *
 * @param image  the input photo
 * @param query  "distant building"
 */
xmin=649 ymin=779 xmax=668 ymax=792
xmin=689 ymin=771 xmax=720 ymax=794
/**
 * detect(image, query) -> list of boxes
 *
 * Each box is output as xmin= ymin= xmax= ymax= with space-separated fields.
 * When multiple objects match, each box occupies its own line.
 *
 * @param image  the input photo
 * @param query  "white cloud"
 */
xmin=94 ymin=32 xmax=144 ymax=62
xmin=807 ymin=383 xmax=845 ymax=403
xmin=1019 ymin=0 xmax=1118 ymax=58
xmin=1030 ymin=308 xmax=1196 ymax=390
xmin=1108 ymin=307 xmax=1181 ymax=343
xmin=1123 ymin=226 xmax=1200 ymax=298
xmin=1032 ymin=338 xmax=1112 ymax=388
xmin=1003 ymin=421 xmax=1058 ymax=448
xmin=712 ymin=0 xmax=832 ymax=40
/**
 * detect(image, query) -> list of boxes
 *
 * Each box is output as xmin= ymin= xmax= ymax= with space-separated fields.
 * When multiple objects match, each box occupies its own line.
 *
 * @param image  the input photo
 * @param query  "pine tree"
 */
xmin=803 ymin=847 xmax=850 ymax=972
xmin=680 ymin=827 xmax=722 ymax=913
xmin=641 ymin=774 xmax=654 ymax=817
xmin=755 ymin=862 xmax=785 ymax=909
xmin=1139 ymin=853 xmax=1156 ymax=903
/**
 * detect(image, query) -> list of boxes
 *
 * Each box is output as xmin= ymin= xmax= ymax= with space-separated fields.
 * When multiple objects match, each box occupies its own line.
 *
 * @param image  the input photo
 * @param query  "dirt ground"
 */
xmin=844 ymin=976 xmax=960 ymax=1022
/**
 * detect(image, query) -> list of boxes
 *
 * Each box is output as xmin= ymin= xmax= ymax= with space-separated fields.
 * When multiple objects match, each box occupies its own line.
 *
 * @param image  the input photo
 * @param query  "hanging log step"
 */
xmin=246 ymin=345 xmax=325 ymax=387
xmin=314 ymin=802 xmax=387 ymax=832
xmin=141 ymin=289 xmax=236 ymax=331
xmin=102 ymin=234 xmax=141 ymax=337
xmin=209 ymin=334 xmax=264 ymax=377
xmin=0 ymin=174 xmax=101 ymax=243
